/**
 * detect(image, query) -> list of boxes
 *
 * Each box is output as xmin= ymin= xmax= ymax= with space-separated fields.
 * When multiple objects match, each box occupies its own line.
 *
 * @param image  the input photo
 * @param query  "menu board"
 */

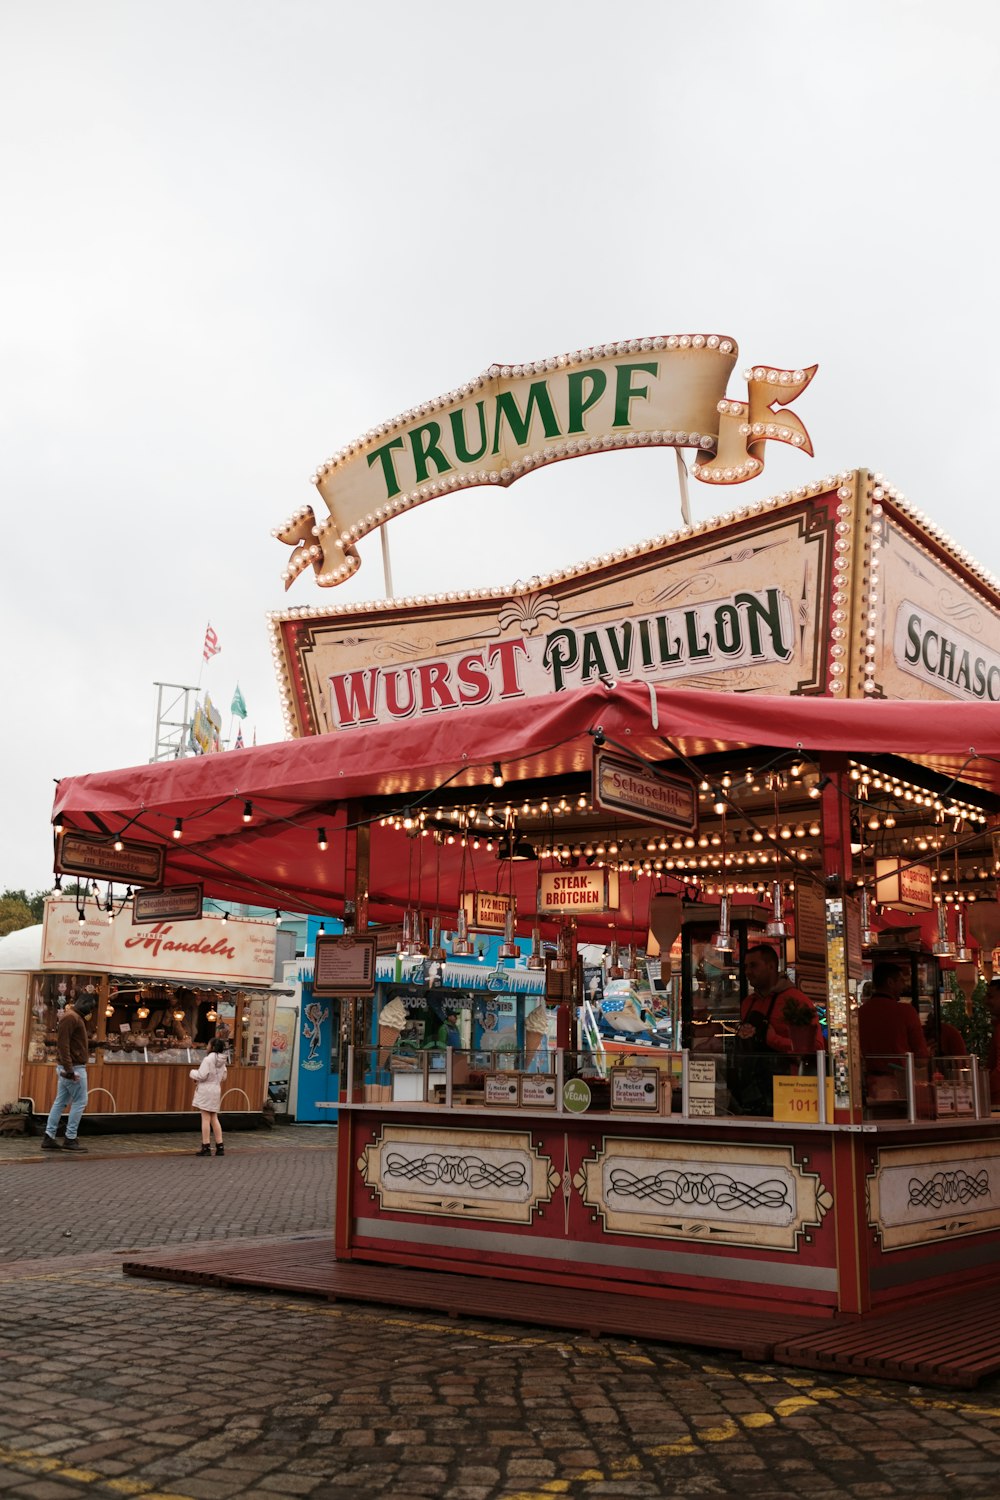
xmin=519 ymin=1074 xmax=557 ymax=1109
xmin=484 ymin=1073 xmax=520 ymax=1107
xmin=610 ymin=1066 xmax=660 ymax=1112
xmin=312 ymin=934 xmax=377 ymax=996
xmin=794 ymin=881 xmax=828 ymax=962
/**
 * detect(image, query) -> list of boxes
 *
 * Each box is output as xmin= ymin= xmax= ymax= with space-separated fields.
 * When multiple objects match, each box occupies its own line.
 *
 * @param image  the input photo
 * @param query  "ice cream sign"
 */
xmin=277 ymin=334 xmax=816 ymax=590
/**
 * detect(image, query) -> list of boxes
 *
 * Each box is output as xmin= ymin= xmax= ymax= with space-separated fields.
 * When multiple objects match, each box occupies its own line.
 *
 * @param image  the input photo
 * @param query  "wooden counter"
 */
xmin=21 ymin=1058 xmax=267 ymax=1117
xmin=336 ymin=1104 xmax=1000 ymax=1318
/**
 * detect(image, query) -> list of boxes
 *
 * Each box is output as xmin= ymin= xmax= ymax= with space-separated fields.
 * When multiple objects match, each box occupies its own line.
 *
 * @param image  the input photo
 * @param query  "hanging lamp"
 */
xmin=452 ymin=825 xmax=474 ymax=955
xmin=526 ymin=924 xmax=545 ymax=971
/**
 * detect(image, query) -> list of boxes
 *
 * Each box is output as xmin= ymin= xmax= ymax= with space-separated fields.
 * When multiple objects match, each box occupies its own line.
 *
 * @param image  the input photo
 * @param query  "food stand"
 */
xmin=0 ymin=898 xmax=281 ymax=1125
xmin=45 ymin=336 xmax=1000 ymax=1327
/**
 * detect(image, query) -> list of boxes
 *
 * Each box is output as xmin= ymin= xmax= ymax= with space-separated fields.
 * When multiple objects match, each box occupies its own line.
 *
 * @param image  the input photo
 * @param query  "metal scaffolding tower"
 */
xmin=150 ymin=682 xmax=200 ymax=763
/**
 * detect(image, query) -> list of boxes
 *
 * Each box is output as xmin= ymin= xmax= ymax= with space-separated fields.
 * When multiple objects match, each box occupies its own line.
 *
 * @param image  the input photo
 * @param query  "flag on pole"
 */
xmin=231 ymin=683 xmax=247 ymax=719
xmin=203 ymin=623 xmax=221 ymax=663
xmin=234 ymin=725 xmax=244 ymax=751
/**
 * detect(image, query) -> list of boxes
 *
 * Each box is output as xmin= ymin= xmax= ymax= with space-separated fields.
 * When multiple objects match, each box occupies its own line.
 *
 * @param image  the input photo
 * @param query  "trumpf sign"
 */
xmin=276 ymin=334 xmax=815 ymax=590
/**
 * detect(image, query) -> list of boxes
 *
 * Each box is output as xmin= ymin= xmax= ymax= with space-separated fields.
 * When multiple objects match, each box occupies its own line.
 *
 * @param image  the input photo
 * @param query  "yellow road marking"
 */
xmin=0 ymin=1441 xmax=194 ymax=1498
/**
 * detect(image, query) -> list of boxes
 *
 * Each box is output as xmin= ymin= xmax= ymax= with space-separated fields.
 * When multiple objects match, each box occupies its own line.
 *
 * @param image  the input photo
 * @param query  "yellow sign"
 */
xmin=874 ymin=857 xmax=933 ymax=912
xmin=772 ymin=1075 xmax=834 ymax=1123
xmin=276 ymin=336 xmax=816 ymax=588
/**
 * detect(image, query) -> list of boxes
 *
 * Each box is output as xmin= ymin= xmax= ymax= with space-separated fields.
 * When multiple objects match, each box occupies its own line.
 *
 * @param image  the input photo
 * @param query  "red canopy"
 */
xmin=52 ymin=683 xmax=1000 ymax=933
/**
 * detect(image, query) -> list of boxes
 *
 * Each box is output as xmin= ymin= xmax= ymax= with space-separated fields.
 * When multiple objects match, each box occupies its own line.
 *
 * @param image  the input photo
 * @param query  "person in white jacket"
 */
xmin=190 ymin=1038 xmax=229 ymax=1156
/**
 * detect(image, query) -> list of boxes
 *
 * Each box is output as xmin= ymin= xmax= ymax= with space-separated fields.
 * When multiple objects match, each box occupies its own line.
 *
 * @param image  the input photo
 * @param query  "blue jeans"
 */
xmin=45 ymin=1065 xmax=88 ymax=1140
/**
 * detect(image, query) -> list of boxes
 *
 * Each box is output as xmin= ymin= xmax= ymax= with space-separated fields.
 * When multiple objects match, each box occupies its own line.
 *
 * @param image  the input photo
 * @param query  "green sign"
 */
xmin=562 ymin=1078 xmax=592 ymax=1114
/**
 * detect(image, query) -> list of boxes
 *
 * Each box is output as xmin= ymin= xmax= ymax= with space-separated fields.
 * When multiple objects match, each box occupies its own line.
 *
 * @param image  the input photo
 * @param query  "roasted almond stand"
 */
xmin=0 ymin=899 xmax=282 ymax=1127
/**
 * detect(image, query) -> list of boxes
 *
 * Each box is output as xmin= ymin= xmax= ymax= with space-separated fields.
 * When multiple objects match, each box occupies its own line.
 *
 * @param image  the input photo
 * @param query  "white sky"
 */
xmin=2 ymin=1 xmax=998 ymax=895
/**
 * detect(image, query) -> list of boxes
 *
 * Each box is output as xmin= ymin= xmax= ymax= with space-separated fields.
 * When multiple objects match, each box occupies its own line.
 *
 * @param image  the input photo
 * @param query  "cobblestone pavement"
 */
xmin=1 ymin=1124 xmax=999 ymax=1498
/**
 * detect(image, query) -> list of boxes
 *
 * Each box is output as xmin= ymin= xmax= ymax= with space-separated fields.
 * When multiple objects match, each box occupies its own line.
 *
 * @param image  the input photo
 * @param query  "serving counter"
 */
xmin=334 ymin=1044 xmax=1000 ymax=1318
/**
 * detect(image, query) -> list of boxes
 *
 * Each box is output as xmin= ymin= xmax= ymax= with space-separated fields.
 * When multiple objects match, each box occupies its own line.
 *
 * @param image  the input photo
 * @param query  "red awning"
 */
xmin=51 ymin=683 xmax=1000 ymax=933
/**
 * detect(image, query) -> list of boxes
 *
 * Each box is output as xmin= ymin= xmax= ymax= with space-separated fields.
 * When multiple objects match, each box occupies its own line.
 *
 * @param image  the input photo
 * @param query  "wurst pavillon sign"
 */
xmin=276 ymin=334 xmax=816 ymax=590
xmin=273 ymin=489 xmax=837 ymax=735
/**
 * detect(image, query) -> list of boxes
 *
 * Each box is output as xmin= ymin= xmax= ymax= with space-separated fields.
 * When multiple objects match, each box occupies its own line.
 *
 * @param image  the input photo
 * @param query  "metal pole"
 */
xmin=675 ymin=450 xmax=692 ymax=529
xmin=380 ymin=527 xmax=395 ymax=599
xmin=905 ymin=1053 xmax=917 ymax=1124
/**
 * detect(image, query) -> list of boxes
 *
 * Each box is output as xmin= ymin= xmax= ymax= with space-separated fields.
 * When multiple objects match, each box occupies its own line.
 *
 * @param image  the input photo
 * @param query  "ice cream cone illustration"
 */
xmin=524 ymin=1003 xmax=549 ymax=1067
xmin=377 ymin=997 xmax=408 ymax=1066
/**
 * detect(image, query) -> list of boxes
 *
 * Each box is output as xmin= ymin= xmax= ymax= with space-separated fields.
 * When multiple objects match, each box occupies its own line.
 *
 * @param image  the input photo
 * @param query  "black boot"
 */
xmin=197 ymin=1143 xmax=212 ymax=1156
xmin=214 ymin=1143 xmax=224 ymax=1156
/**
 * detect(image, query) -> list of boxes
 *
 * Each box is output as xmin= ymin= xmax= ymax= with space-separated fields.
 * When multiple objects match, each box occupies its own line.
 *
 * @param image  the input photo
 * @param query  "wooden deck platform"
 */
xmin=122 ymin=1237 xmax=1000 ymax=1388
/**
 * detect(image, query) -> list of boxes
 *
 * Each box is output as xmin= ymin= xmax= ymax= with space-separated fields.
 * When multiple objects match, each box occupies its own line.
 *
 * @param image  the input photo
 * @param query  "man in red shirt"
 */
xmin=740 ymin=945 xmax=824 ymax=1054
xmin=858 ymin=962 xmax=929 ymax=1063
xmin=729 ymin=945 xmax=824 ymax=1114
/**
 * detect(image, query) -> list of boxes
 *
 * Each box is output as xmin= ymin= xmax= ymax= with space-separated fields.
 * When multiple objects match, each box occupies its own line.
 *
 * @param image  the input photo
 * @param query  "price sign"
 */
xmin=772 ymin=1076 xmax=834 ymax=1123
xmin=519 ymin=1074 xmax=557 ymax=1109
xmin=610 ymin=1067 xmax=660 ymax=1112
xmin=484 ymin=1074 xmax=519 ymax=1107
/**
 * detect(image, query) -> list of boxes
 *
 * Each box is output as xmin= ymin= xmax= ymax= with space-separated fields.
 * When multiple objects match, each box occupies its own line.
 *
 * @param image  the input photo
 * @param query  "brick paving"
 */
xmin=1 ymin=1123 xmax=999 ymax=1497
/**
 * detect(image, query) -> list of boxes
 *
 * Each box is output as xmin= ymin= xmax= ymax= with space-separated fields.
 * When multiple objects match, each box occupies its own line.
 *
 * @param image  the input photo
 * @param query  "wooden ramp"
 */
xmin=772 ymin=1280 xmax=1000 ymax=1390
xmin=122 ymin=1238 xmax=1000 ymax=1388
xmin=122 ymin=1236 xmax=820 ymax=1362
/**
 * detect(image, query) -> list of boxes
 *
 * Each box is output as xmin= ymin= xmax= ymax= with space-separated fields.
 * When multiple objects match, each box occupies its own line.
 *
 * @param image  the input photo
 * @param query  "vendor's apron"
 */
xmin=729 ymin=993 xmax=781 ymax=1116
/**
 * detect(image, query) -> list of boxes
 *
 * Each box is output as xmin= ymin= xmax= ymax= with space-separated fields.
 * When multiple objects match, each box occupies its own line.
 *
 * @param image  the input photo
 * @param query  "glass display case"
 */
xmin=679 ymin=905 xmax=769 ymax=1047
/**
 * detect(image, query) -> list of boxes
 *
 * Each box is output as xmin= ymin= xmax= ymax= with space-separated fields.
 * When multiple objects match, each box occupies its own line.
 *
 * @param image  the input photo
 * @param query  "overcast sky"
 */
xmin=2 ymin=1 xmax=998 ymax=896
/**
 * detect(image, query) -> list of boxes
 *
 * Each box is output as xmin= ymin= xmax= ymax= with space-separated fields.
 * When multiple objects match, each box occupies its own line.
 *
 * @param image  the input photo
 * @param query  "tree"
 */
xmin=1 ymin=887 xmax=56 ymax=923
xmin=0 ymin=895 xmax=35 ymax=938
xmin=942 ymin=976 xmax=992 ymax=1064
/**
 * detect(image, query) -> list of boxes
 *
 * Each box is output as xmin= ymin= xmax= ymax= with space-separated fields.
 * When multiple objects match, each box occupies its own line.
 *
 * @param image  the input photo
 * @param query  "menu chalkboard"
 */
xmin=312 ymin=934 xmax=377 ymax=996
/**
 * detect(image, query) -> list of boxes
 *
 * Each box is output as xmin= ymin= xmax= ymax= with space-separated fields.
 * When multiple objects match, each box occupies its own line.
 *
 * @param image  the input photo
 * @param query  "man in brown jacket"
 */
xmin=41 ymin=990 xmax=98 ymax=1152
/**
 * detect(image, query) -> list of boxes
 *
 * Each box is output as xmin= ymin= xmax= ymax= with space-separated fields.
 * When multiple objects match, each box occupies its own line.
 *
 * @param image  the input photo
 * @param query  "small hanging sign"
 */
xmin=461 ymin=890 xmax=513 ymax=932
xmin=55 ymin=829 xmax=165 ymax=888
xmin=538 ymin=867 xmax=615 ymax=916
xmin=593 ymin=748 xmax=697 ymax=832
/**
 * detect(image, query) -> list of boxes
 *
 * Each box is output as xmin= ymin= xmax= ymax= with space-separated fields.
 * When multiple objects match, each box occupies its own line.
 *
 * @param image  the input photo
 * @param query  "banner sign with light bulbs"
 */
xmin=273 ymin=486 xmax=843 ymax=737
xmin=39 ymin=897 xmax=277 ymax=985
xmin=593 ymin=748 xmax=697 ymax=832
xmin=873 ymin=509 xmax=1000 ymax=704
xmin=276 ymin=336 xmax=817 ymax=591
